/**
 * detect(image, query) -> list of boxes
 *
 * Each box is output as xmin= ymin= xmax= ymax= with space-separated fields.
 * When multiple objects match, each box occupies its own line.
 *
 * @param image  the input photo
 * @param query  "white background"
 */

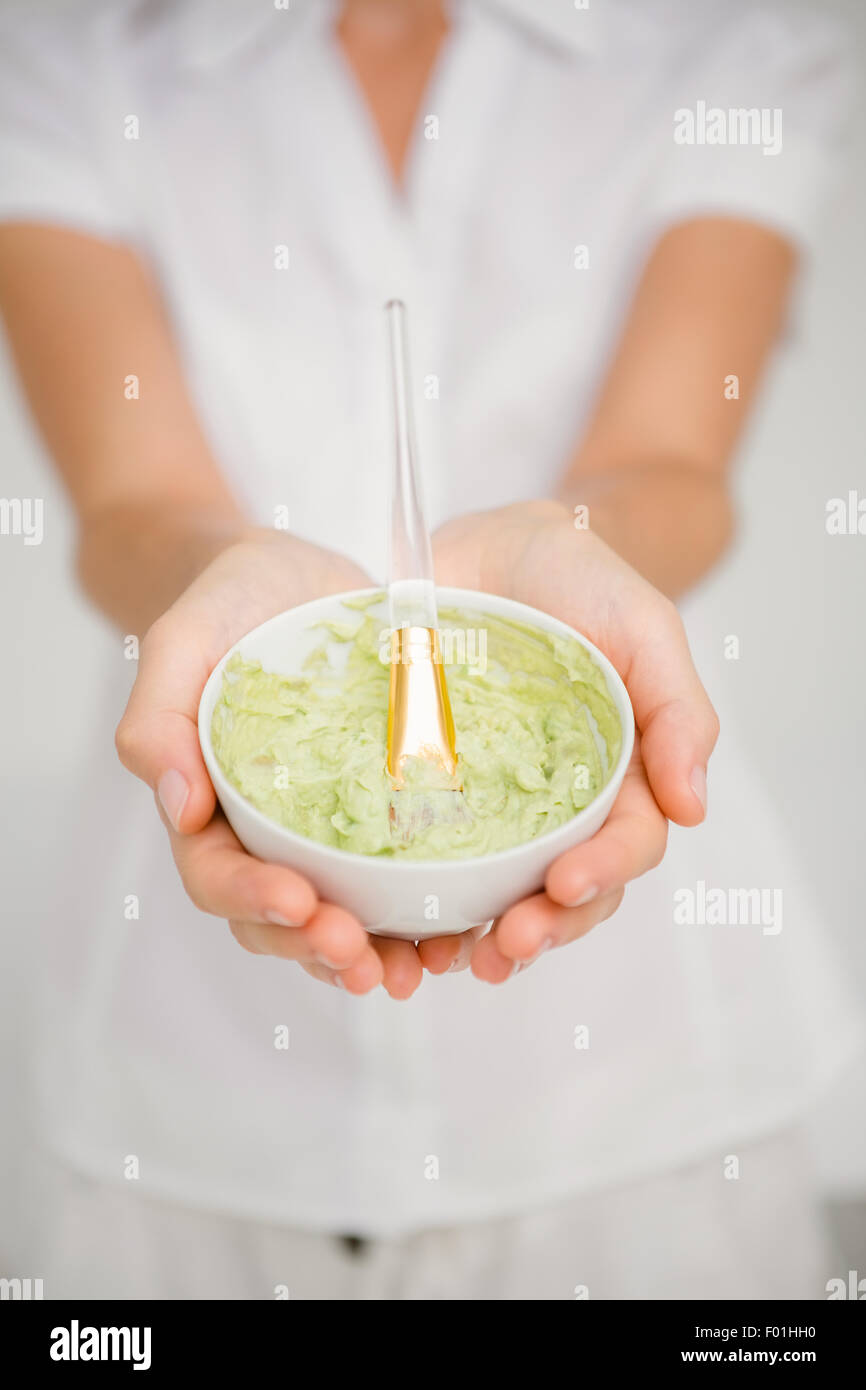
xmin=0 ymin=0 xmax=863 ymax=1205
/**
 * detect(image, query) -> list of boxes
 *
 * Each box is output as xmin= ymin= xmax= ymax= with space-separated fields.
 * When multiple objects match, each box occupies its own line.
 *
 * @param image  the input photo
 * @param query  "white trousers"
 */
xmin=28 ymin=1129 xmax=832 ymax=1300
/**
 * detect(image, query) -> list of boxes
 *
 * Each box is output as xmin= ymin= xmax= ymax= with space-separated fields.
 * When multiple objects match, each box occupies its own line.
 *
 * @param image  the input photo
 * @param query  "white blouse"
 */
xmin=0 ymin=0 xmax=861 ymax=1234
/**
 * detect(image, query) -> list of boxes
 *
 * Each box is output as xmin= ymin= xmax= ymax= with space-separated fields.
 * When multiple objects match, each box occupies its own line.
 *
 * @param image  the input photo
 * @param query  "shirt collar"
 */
xmin=167 ymin=0 xmax=318 ymax=71
xmin=473 ymin=0 xmax=607 ymax=59
xmin=172 ymin=0 xmax=607 ymax=71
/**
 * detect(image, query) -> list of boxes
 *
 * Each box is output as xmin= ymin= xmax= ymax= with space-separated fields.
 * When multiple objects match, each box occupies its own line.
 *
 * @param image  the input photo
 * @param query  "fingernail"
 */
xmin=519 ymin=935 xmax=554 ymax=966
xmin=333 ymin=973 xmax=346 ymax=990
xmin=508 ymin=959 xmax=522 ymax=978
xmin=448 ymin=944 xmax=471 ymax=972
xmin=265 ymin=911 xmax=300 ymax=928
xmin=689 ymin=764 xmax=707 ymax=813
xmin=316 ymin=952 xmax=342 ymax=969
xmin=566 ymin=885 xmax=598 ymax=908
xmin=157 ymin=769 xmax=189 ymax=831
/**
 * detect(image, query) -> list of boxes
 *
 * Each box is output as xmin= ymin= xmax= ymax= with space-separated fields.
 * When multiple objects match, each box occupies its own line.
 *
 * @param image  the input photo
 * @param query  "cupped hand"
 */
xmin=115 ymin=530 xmax=429 ymax=998
xmin=424 ymin=500 xmax=719 ymax=982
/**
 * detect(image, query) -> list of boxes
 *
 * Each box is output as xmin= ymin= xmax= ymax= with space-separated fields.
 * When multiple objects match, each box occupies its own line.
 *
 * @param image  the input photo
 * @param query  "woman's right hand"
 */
xmin=115 ymin=530 xmax=393 ymax=995
xmin=0 ymin=228 xmax=435 ymax=998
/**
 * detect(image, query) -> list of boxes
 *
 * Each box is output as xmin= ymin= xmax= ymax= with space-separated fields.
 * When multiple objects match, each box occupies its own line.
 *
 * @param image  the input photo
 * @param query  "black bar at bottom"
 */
xmin=2 ymin=1297 xmax=862 ymax=1375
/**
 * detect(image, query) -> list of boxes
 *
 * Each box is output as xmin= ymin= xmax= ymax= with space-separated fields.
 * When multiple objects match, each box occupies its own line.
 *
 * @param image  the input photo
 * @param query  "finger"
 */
xmin=165 ymin=810 xmax=324 ymax=931
xmin=544 ymin=747 xmax=667 ymax=912
xmin=417 ymin=922 xmax=490 ymax=975
xmin=471 ymin=888 xmax=625 ymax=982
xmin=301 ymin=947 xmax=385 ymax=996
xmin=620 ymin=600 xmax=719 ymax=827
xmin=230 ymin=901 xmax=371 ymax=970
xmin=369 ymin=937 xmax=424 ymax=1000
xmin=230 ymin=918 xmax=340 ymax=964
xmin=115 ymin=615 xmax=217 ymax=834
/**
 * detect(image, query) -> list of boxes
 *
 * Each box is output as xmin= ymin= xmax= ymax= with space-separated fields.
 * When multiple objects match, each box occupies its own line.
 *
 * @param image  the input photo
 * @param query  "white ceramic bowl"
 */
xmin=198 ymin=588 xmax=634 ymax=939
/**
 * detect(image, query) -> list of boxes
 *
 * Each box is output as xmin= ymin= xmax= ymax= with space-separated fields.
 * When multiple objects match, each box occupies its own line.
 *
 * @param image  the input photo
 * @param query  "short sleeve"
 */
xmin=645 ymin=4 xmax=856 ymax=256
xmin=0 ymin=1 xmax=132 ymax=242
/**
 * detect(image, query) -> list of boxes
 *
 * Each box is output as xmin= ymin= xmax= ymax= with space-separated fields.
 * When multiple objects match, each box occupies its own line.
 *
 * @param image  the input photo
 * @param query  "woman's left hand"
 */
xmin=420 ymin=500 xmax=719 ymax=983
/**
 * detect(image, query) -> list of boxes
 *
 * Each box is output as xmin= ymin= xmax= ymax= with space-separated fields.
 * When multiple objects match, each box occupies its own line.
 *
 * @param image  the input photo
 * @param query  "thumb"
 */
xmin=115 ymin=616 xmax=217 ymax=833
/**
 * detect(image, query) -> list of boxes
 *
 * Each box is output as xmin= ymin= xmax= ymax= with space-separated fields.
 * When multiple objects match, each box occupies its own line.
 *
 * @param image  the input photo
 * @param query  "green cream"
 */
xmin=211 ymin=602 xmax=621 ymax=860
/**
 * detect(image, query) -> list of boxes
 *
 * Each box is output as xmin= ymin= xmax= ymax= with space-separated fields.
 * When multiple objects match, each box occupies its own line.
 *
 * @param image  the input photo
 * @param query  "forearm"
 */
xmin=557 ymin=462 xmax=734 ymax=598
xmin=76 ymin=499 xmax=257 ymax=633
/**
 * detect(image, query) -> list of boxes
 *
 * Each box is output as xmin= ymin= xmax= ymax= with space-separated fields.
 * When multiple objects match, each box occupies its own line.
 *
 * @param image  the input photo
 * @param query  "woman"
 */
xmin=0 ymin=0 xmax=860 ymax=1298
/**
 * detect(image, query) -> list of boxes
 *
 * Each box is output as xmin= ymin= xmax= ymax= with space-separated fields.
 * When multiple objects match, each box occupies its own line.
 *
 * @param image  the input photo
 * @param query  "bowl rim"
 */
xmin=197 ymin=586 xmax=635 ymax=871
